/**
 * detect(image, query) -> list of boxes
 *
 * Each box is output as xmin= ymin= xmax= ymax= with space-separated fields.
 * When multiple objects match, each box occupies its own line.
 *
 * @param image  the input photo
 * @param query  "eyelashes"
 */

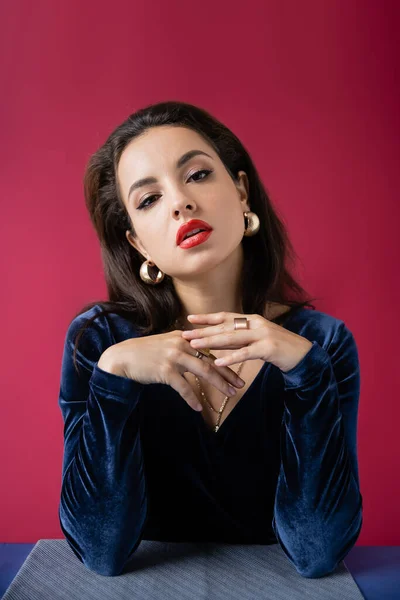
xmin=136 ymin=169 xmax=213 ymax=210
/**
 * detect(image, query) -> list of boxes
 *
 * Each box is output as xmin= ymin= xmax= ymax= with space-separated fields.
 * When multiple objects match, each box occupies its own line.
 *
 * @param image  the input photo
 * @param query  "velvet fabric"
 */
xmin=58 ymin=305 xmax=363 ymax=578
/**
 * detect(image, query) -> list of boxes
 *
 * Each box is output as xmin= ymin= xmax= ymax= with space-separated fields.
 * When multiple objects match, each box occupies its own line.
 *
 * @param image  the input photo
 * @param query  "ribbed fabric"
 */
xmin=57 ymin=304 xmax=363 ymax=578
xmin=2 ymin=539 xmax=365 ymax=599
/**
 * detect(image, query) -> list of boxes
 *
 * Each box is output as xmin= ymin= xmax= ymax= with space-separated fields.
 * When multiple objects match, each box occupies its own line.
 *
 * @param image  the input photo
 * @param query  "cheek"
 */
xmin=146 ymin=225 xmax=176 ymax=259
xmin=221 ymin=207 xmax=246 ymax=232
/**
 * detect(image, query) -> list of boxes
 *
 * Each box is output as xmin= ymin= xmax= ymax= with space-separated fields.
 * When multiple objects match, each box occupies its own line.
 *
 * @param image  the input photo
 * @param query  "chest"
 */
xmin=184 ymin=358 xmax=267 ymax=433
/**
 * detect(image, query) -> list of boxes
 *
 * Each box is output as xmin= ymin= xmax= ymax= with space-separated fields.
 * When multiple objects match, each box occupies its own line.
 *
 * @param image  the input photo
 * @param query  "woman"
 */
xmin=58 ymin=101 xmax=363 ymax=578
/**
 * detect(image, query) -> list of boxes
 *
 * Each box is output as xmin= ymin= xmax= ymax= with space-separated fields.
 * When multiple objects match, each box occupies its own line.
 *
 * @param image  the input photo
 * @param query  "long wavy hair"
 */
xmin=71 ymin=100 xmax=317 ymax=373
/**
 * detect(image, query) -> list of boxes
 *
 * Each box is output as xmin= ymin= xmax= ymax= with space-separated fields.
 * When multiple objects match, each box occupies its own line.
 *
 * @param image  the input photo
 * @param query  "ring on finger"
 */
xmin=195 ymin=348 xmax=216 ymax=360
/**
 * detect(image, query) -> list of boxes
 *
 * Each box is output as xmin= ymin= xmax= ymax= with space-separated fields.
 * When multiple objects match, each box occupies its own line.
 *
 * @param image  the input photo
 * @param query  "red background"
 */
xmin=1 ymin=0 xmax=399 ymax=544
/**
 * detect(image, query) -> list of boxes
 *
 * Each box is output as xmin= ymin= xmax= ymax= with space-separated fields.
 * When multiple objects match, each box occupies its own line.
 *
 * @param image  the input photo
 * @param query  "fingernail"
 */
xmin=229 ymin=386 xmax=237 ymax=395
xmin=236 ymin=379 xmax=245 ymax=387
xmin=196 ymin=403 xmax=203 ymax=411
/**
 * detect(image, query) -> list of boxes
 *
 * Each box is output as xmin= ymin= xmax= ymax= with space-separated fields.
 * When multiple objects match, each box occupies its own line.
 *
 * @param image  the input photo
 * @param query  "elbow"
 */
xmin=59 ymin=504 xmax=146 ymax=577
xmin=273 ymin=509 xmax=363 ymax=580
xmin=295 ymin=559 xmax=340 ymax=579
xmin=64 ymin=534 xmax=142 ymax=577
xmin=278 ymin=543 xmax=343 ymax=579
xmin=82 ymin=534 xmax=144 ymax=577
xmin=58 ymin=467 xmax=150 ymax=576
xmin=295 ymin=515 xmax=363 ymax=579
xmin=82 ymin=555 xmax=127 ymax=577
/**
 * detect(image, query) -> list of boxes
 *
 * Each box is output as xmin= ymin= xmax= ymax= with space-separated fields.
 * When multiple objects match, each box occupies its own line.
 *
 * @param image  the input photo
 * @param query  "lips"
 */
xmin=176 ymin=219 xmax=213 ymax=246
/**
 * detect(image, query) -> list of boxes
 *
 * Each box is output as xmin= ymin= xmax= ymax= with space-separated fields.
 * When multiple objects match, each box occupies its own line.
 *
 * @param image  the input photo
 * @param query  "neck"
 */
xmin=172 ymin=244 xmax=244 ymax=331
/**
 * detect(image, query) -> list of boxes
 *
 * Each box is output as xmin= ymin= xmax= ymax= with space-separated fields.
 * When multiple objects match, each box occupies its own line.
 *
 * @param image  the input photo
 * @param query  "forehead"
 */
xmin=117 ymin=126 xmax=213 ymax=180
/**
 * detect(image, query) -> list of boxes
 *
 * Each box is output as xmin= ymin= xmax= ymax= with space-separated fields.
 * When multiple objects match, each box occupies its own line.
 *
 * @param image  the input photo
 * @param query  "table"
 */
xmin=1 ymin=543 xmax=399 ymax=599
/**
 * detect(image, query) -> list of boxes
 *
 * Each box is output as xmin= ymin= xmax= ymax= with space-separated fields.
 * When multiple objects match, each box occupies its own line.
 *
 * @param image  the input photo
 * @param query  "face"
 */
xmin=118 ymin=125 xmax=250 ymax=279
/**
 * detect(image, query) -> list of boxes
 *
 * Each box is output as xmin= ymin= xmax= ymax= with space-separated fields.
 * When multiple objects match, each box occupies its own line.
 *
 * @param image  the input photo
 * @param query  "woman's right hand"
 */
xmin=98 ymin=329 xmax=246 ymax=412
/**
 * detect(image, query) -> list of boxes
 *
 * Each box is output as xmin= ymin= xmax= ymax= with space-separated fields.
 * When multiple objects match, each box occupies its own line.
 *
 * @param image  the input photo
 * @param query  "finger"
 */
xmin=214 ymin=355 xmax=234 ymax=367
xmin=196 ymin=354 xmax=245 ymax=388
xmin=182 ymin=322 xmax=230 ymax=340
xmin=187 ymin=312 xmax=241 ymax=326
xmin=182 ymin=353 xmax=239 ymax=398
xmin=187 ymin=313 xmax=226 ymax=324
xmin=187 ymin=311 xmax=251 ymax=324
xmin=169 ymin=374 xmax=204 ymax=412
xmin=216 ymin=363 xmax=246 ymax=388
xmin=182 ymin=326 xmax=219 ymax=340
xmin=181 ymin=340 xmax=244 ymax=387
xmin=183 ymin=315 xmax=262 ymax=339
xmin=189 ymin=330 xmax=256 ymax=350
xmin=214 ymin=346 xmax=253 ymax=367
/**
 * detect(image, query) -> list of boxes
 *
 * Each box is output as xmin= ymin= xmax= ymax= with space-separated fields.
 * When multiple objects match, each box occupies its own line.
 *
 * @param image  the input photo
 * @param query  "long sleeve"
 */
xmin=58 ymin=312 xmax=148 ymax=576
xmin=272 ymin=321 xmax=363 ymax=578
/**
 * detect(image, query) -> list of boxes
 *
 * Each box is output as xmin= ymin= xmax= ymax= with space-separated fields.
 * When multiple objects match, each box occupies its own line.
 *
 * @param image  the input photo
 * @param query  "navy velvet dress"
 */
xmin=58 ymin=305 xmax=363 ymax=578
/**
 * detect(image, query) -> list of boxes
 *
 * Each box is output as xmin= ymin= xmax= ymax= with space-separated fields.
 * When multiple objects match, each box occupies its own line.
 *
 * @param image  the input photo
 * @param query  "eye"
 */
xmin=137 ymin=169 xmax=213 ymax=210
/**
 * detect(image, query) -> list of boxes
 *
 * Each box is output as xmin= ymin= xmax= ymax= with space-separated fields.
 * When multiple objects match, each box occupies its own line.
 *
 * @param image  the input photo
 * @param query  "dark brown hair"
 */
xmin=71 ymin=100 xmax=317 ymax=373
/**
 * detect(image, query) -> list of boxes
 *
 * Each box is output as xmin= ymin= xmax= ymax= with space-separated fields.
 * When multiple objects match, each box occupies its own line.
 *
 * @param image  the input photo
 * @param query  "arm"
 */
xmin=272 ymin=321 xmax=363 ymax=578
xmin=58 ymin=311 xmax=148 ymax=576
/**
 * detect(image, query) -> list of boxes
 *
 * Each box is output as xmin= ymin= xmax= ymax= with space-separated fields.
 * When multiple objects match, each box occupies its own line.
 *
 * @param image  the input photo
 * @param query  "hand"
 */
xmin=181 ymin=311 xmax=313 ymax=372
xmin=98 ymin=330 xmax=246 ymax=413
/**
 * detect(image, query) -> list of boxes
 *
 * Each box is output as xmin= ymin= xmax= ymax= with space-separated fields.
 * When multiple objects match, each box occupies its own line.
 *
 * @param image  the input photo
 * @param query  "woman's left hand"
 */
xmin=181 ymin=311 xmax=313 ymax=373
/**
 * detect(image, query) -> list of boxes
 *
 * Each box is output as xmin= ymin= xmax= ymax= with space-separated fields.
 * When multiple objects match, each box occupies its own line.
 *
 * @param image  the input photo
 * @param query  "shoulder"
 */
xmin=61 ymin=305 xmax=146 ymax=380
xmin=64 ymin=303 xmax=141 ymax=359
xmin=65 ymin=303 xmax=107 ymax=343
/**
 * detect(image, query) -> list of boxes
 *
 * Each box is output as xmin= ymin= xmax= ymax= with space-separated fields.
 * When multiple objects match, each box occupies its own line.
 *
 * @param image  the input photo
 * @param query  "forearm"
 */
xmin=272 ymin=337 xmax=363 ymax=578
xmin=273 ymin=417 xmax=362 ymax=578
xmin=59 ymin=365 xmax=148 ymax=576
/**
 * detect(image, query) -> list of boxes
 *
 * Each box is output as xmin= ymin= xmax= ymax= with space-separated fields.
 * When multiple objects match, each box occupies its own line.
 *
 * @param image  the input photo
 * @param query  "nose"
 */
xmin=171 ymin=193 xmax=197 ymax=217
xmin=173 ymin=203 xmax=195 ymax=216
xmin=168 ymin=183 xmax=200 ymax=221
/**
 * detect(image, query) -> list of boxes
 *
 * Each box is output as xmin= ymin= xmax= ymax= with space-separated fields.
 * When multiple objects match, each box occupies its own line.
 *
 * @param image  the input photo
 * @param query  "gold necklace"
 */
xmin=175 ymin=318 xmax=245 ymax=433
xmin=194 ymin=361 xmax=245 ymax=432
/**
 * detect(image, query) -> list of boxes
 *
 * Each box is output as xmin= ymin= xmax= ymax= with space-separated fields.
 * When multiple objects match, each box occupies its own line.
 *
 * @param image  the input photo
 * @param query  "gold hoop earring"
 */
xmin=243 ymin=211 xmax=260 ymax=236
xmin=139 ymin=260 xmax=165 ymax=285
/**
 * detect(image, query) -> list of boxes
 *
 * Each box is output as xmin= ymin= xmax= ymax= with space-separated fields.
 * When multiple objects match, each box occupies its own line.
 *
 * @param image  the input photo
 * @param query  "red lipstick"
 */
xmin=176 ymin=219 xmax=213 ymax=247
xmin=179 ymin=230 xmax=213 ymax=249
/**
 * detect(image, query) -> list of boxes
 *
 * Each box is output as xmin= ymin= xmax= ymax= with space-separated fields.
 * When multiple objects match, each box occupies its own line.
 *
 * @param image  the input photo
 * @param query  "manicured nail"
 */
xmin=228 ymin=386 xmax=237 ymax=395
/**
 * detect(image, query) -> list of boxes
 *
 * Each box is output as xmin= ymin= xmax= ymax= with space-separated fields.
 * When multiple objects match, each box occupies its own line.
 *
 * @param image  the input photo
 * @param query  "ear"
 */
xmin=125 ymin=230 xmax=151 ymax=261
xmin=236 ymin=170 xmax=251 ymax=212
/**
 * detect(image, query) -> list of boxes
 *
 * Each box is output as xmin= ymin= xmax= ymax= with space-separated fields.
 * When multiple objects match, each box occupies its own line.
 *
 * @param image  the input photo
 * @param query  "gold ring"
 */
xmin=198 ymin=347 xmax=211 ymax=357
xmin=195 ymin=348 xmax=217 ymax=360
xmin=234 ymin=317 xmax=249 ymax=330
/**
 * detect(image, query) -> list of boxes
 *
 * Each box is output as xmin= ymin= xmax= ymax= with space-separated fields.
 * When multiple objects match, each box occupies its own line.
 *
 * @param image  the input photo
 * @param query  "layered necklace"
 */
xmin=175 ymin=319 xmax=245 ymax=433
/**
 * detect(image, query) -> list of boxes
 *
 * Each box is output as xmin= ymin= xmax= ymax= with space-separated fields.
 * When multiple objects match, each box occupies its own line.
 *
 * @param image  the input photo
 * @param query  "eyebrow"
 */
xmin=127 ymin=149 xmax=214 ymax=201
